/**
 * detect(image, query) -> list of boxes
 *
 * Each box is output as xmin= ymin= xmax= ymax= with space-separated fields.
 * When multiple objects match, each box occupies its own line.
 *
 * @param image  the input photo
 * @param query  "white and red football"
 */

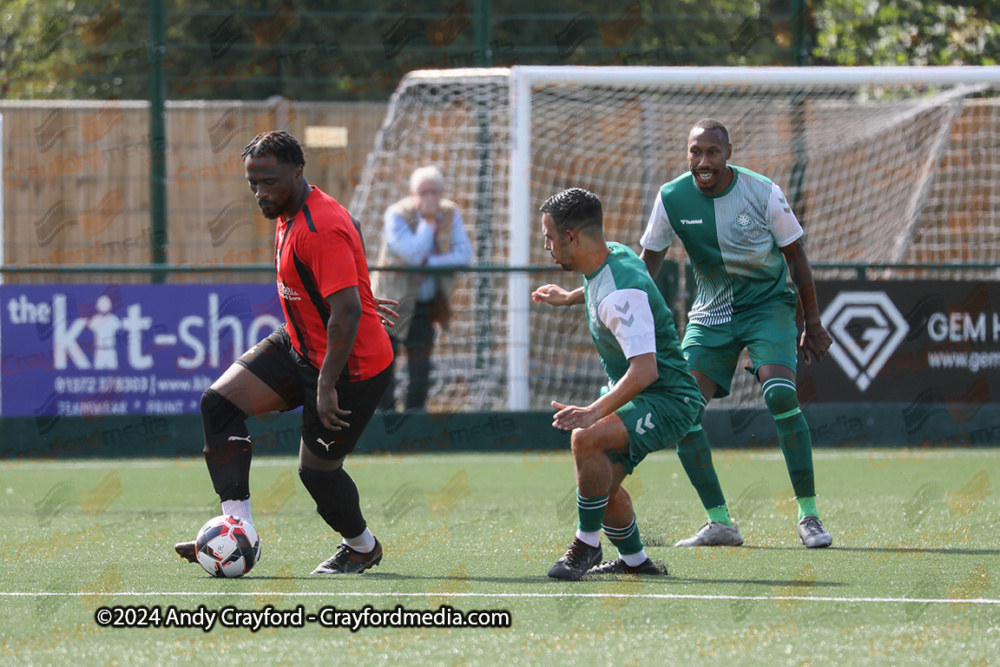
xmin=194 ymin=515 xmax=261 ymax=578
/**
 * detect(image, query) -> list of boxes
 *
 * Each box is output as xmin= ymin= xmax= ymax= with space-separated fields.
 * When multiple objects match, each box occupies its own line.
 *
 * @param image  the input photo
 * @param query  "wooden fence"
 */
xmin=1 ymin=98 xmax=387 ymax=282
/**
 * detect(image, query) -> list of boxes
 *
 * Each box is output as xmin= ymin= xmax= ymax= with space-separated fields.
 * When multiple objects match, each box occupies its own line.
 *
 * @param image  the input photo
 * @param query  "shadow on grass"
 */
xmin=829 ymin=546 xmax=1000 ymax=557
xmin=668 ymin=576 xmax=846 ymax=588
xmin=740 ymin=544 xmax=1000 ymax=556
xmin=236 ymin=573 xmax=848 ymax=588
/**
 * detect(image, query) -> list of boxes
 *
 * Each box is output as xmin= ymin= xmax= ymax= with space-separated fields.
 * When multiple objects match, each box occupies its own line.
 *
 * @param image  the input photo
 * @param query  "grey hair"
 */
xmin=410 ymin=165 xmax=444 ymax=193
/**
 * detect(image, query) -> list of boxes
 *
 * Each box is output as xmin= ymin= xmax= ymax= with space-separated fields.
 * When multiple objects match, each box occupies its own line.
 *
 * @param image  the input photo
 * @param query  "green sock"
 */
xmin=706 ymin=505 xmax=733 ymax=525
xmin=676 ymin=425 xmax=729 ymax=520
xmin=797 ymin=496 xmax=818 ymax=521
xmin=762 ymin=379 xmax=816 ymax=499
xmin=603 ymin=517 xmax=644 ymax=556
xmin=577 ymin=491 xmax=609 ymax=532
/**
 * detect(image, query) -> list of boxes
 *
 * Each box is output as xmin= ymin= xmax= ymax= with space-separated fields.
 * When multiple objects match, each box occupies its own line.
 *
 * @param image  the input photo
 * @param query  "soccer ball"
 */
xmin=194 ymin=515 xmax=261 ymax=578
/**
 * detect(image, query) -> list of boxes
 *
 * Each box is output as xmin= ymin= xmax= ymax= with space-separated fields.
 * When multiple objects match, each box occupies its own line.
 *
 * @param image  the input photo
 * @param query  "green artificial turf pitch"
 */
xmin=0 ymin=448 xmax=997 ymax=666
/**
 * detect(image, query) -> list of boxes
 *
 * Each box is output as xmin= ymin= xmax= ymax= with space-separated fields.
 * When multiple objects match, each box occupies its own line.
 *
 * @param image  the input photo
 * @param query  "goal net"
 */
xmin=350 ymin=66 xmax=1000 ymax=412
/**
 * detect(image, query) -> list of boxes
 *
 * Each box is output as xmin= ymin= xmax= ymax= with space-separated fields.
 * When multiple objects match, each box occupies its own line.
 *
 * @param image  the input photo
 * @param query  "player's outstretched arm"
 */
xmin=551 ymin=353 xmax=658 ymax=431
xmin=532 ymin=284 xmax=585 ymax=307
xmin=781 ymin=239 xmax=833 ymax=364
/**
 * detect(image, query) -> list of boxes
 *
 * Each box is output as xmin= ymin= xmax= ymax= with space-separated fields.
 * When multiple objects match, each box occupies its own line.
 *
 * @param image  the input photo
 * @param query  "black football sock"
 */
xmin=298 ymin=466 xmax=369 ymax=543
xmin=201 ymin=388 xmax=252 ymax=502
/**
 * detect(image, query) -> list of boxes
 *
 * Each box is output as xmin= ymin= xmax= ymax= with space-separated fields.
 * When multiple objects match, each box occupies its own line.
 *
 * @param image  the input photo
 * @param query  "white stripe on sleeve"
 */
xmin=769 ymin=183 xmax=804 ymax=248
xmin=640 ymin=195 xmax=675 ymax=252
xmin=597 ymin=288 xmax=657 ymax=359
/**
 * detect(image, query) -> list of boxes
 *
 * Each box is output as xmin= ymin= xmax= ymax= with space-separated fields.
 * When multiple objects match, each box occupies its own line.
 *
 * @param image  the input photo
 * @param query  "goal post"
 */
xmin=351 ymin=65 xmax=1000 ymax=412
xmin=508 ymin=70 xmax=532 ymax=410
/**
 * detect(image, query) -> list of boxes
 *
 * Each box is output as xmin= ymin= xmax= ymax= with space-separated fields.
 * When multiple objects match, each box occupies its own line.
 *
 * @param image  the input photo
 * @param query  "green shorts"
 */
xmin=683 ymin=300 xmax=799 ymax=398
xmin=608 ymin=390 xmax=701 ymax=475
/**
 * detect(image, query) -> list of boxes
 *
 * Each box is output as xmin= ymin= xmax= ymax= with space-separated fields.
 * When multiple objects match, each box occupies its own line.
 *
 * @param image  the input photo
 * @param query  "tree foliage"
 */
xmin=2 ymin=1 xmax=997 ymax=102
xmin=814 ymin=0 xmax=999 ymax=66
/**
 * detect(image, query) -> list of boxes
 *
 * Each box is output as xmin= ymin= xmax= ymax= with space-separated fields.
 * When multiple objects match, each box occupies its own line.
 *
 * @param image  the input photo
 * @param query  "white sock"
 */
xmin=575 ymin=529 xmax=601 ymax=548
xmin=221 ymin=499 xmax=253 ymax=525
xmin=621 ymin=549 xmax=648 ymax=567
xmin=344 ymin=527 xmax=376 ymax=553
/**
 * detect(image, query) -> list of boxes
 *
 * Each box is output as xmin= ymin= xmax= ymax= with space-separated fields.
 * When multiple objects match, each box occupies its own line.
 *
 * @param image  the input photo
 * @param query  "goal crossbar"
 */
xmin=360 ymin=65 xmax=1000 ymax=411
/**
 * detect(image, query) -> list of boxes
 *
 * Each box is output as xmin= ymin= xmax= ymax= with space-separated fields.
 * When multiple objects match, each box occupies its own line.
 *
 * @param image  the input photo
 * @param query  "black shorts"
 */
xmin=236 ymin=325 xmax=390 ymax=460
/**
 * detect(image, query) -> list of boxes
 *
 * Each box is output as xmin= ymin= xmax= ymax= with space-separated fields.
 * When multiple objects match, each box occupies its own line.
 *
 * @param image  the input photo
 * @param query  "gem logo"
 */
xmin=823 ymin=292 xmax=909 ymax=391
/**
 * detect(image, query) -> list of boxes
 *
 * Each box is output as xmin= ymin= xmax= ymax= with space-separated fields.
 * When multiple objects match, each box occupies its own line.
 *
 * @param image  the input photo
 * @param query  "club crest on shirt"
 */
xmin=278 ymin=282 xmax=301 ymax=301
xmin=736 ymin=212 xmax=752 ymax=228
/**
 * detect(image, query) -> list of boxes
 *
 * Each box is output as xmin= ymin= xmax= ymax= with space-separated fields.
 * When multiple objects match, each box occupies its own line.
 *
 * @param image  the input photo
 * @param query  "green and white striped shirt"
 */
xmin=583 ymin=242 xmax=700 ymax=400
xmin=641 ymin=166 xmax=802 ymax=326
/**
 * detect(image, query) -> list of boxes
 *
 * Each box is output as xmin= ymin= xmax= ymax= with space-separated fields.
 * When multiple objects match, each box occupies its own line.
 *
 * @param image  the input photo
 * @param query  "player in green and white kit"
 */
xmin=640 ymin=119 xmax=834 ymax=548
xmin=532 ymin=188 xmax=704 ymax=579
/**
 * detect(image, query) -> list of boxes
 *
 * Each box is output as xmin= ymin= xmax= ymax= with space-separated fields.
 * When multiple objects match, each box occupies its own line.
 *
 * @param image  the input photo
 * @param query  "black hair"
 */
xmin=540 ymin=187 xmax=603 ymax=234
xmin=241 ymin=130 xmax=306 ymax=167
xmin=691 ymin=118 xmax=730 ymax=145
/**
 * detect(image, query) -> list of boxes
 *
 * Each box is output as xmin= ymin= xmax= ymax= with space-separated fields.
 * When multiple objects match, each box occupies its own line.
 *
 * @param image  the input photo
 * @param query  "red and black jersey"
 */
xmin=274 ymin=186 xmax=393 ymax=381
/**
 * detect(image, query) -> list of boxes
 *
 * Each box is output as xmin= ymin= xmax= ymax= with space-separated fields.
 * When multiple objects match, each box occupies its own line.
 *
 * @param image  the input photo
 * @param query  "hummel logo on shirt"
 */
xmin=681 ymin=219 xmax=703 ymax=225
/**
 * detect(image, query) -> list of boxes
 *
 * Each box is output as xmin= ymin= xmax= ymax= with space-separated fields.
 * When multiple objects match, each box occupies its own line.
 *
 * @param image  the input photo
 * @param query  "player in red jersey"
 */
xmin=175 ymin=131 xmax=395 ymax=574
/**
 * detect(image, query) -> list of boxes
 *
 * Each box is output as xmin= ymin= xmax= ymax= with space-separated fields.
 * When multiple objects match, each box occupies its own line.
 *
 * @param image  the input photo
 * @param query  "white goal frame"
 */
xmin=505 ymin=65 xmax=1000 ymax=409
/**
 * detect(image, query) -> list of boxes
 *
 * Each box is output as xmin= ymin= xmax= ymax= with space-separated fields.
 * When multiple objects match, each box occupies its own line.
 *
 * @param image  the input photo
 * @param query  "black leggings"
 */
xmin=380 ymin=301 xmax=435 ymax=411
